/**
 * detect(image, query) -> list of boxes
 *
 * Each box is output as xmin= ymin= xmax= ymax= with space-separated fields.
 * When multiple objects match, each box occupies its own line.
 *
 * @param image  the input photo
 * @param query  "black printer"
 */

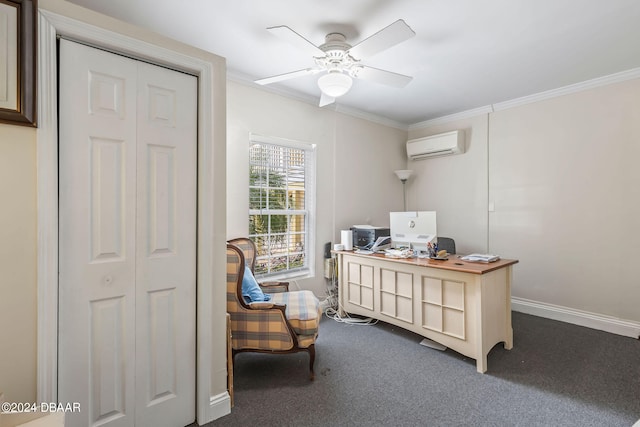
xmin=351 ymin=226 xmax=390 ymax=249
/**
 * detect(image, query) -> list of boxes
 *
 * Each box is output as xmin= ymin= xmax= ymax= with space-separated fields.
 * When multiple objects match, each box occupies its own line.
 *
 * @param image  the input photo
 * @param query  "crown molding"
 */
xmin=492 ymin=67 xmax=640 ymax=112
xmin=227 ymin=70 xmax=318 ymax=104
xmin=227 ymin=70 xmax=409 ymax=130
xmin=408 ymin=105 xmax=494 ymax=130
xmin=410 ymin=66 xmax=640 ymax=131
xmin=333 ymin=104 xmax=408 ymax=130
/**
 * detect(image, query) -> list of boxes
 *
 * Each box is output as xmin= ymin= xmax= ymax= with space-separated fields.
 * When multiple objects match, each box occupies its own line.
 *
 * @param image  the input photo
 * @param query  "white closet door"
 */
xmin=59 ymin=39 xmax=138 ymax=427
xmin=134 ymin=62 xmax=197 ymax=427
xmin=58 ymin=39 xmax=196 ymax=427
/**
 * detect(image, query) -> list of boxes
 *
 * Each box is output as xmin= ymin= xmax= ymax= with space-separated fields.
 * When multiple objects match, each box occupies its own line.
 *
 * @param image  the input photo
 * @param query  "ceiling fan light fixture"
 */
xmin=318 ymin=71 xmax=352 ymax=97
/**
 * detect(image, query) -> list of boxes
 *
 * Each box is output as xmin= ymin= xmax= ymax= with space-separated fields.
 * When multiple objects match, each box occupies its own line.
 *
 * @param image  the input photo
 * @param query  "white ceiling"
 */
xmin=68 ymin=0 xmax=640 ymax=127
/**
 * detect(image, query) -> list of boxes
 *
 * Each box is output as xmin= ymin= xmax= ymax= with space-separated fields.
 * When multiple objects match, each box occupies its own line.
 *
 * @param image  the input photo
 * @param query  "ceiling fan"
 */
xmin=255 ymin=19 xmax=416 ymax=107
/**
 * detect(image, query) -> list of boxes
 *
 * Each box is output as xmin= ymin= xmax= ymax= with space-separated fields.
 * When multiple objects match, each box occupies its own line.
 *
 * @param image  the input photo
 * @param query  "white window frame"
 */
xmin=249 ymin=133 xmax=316 ymax=281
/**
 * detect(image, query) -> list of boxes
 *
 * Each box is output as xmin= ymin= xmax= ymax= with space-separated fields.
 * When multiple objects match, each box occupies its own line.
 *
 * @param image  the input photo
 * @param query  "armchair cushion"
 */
xmin=242 ymin=267 xmax=271 ymax=303
xmin=270 ymin=290 xmax=321 ymax=336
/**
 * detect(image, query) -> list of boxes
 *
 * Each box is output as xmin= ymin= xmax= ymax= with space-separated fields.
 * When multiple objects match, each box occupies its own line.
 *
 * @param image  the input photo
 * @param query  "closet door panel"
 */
xmin=135 ymin=61 xmax=197 ymax=427
xmin=59 ymin=39 xmax=137 ymax=427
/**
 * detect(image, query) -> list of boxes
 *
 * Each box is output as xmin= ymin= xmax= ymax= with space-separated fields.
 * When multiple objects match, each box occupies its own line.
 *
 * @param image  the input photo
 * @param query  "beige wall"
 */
xmin=489 ymin=78 xmax=640 ymax=323
xmin=333 ymin=113 xmax=409 ymax=229
xmin=409 ymin=77 xmax=640 ymax=326
xmin=0 ymin=124 xmax=37 ymax=402
xmin=226 ymin=81 xmax=407 ymax=296
xmin=407 ymin=115 xmax=490 ymax=254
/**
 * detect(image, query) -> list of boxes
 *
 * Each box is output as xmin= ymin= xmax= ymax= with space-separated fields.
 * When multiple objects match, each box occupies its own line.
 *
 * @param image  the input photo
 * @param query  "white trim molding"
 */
xmin=36 ymin=0 xmax=227 ymax=424
xmin=409 ymin=105 xmax=494 ymax=130
xmin=493 ymin=67 xmax=640 ymax=112
xmin=512 ymin=297 xmax=640 ymax=339
xmin=35 ymin=10 xmax=59 ymax=405
xmin=209 ymin=392 xmax=232 ymax=421
xmin=411 ymin=66 xmax=640 ymax=131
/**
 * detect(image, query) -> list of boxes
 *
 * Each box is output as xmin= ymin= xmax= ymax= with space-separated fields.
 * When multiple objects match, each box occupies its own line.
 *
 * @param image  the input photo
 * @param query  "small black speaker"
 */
xmin=324 ymin=242 xmax=332 ymax=258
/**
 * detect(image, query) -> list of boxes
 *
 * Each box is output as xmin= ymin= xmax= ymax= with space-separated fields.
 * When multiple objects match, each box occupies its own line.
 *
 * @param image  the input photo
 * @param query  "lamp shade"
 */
xmin=318 ymin=72 xmax=353 ymax=97
xmin=394 ymin=169 xmax=413 ymax=181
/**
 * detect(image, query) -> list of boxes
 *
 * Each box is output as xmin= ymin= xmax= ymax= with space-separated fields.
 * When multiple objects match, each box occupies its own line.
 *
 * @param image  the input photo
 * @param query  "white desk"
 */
xmin=334 ymin=251 xmax=518 ymax=373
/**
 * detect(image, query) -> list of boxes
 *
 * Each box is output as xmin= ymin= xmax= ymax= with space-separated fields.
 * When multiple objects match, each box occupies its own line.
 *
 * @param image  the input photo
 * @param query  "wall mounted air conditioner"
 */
xmin=406 ymin=130 xmax=465 ymax=160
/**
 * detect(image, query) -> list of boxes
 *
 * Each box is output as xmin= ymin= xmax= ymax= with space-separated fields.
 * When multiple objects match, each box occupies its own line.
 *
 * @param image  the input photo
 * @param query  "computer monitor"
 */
xmin=390 ymin=211 xmax=437 ymax=253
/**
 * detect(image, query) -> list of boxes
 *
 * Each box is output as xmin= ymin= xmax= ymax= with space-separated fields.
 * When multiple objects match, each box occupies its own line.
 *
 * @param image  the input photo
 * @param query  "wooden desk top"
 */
xmin=334 ymin=250 xmax=518 ymax=274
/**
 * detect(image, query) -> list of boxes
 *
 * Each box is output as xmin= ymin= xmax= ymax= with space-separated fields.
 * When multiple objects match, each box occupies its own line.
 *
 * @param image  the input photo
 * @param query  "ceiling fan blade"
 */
xmin=319 ymin=92 xmax=335 ymax=107
xmin=347 ymin=19 xmax=415 ymax=60
xmin=267 ymin=25 xmax=326 ymax=57
xmin=353 ymin=66 xmax=413 ymax=88
xmin=255 ymin=68 xmax=321 ymax=85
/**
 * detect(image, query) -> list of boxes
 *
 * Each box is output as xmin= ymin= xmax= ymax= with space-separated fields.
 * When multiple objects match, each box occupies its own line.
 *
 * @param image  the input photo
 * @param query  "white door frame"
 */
xmin=36 ymin=3 xmax=228 ymax=424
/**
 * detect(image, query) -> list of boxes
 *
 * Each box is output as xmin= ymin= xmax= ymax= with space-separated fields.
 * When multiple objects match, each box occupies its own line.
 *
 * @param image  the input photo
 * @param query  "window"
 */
xmin=249 ymin=135 xmax=316 ymax=279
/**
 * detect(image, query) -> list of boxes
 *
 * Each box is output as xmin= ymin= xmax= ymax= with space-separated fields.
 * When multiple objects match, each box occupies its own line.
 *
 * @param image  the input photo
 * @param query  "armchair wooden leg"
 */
xmin=308 ymin=344 xmax=316 ymax=381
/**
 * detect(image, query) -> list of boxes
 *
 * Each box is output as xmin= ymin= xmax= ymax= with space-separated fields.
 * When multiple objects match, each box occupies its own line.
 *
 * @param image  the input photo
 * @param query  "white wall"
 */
xmin=409 ymin=77 xmax=640 ymax=332
xmin=407 ymin=115 xmax=489 ymax=255
xmin=227 ymin=81 xmax=407 ymax=296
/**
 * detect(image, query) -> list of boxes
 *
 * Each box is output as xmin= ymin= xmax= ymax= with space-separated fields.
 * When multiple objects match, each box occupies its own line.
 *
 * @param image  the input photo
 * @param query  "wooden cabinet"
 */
xmin=335 ymin=252 xmax=518 ymax=373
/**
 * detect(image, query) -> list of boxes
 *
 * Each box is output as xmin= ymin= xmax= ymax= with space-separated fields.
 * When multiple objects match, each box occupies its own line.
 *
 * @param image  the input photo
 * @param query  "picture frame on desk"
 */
xmin=0 ymin=0 xmax=37 ymax=127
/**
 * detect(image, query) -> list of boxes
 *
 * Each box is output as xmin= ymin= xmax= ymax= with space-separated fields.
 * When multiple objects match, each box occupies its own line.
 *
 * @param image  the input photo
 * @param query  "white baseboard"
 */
xmin=206 ymin=392 xmax=231 ymax=423
xmin=512 ymin=297 xmax=640 ymax=339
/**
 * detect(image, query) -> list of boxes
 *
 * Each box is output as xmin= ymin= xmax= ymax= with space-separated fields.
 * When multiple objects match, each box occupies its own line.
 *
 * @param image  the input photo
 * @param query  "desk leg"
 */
xmin=476 ymin=354 xmax=488 ymax=374
xmin=336 ymin=253 xmax=346 ymax=317
xmin=504 ymin=325 xmax=514 ymax=350
xmin=504 ymin=266 xmax=514 ymax=350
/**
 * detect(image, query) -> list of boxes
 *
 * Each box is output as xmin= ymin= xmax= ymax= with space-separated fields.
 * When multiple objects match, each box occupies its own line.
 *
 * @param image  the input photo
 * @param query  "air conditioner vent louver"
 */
xmin=406 ymin=130 xmax=465 ymax=160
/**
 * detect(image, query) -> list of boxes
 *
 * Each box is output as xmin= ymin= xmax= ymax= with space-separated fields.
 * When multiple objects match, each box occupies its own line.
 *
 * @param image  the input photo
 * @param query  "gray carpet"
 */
xmin=206 ymin=312 xmax=640 ymax=426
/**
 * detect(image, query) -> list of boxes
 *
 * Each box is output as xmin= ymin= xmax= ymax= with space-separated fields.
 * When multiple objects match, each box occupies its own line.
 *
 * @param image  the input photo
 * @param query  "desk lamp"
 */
xmin=394 ymin=169 xmax=413 ymax=211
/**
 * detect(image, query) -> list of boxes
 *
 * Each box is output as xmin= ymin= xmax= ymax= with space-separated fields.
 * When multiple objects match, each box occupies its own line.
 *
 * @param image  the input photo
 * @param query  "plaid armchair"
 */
xmin=226 ymin=242 xmax=321 ymax=380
